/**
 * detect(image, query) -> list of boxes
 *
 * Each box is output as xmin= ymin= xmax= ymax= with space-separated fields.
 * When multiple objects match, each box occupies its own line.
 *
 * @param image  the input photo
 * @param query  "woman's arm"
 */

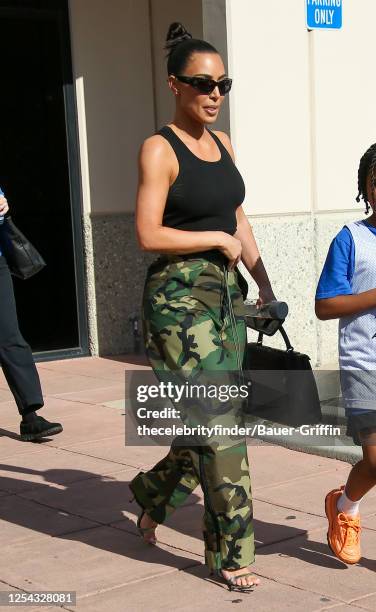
xmin=0 ymin=195 xmax=9 ymax=217
xmin=135 ymin=136 xmax=241 ymax=265
xmin=315 ymin=290 xmax=376 ymax=320
xmin=234 ymin=205 xmax=275 ymax=303
xmin=213 ymin=131 xmax=275 ymax=303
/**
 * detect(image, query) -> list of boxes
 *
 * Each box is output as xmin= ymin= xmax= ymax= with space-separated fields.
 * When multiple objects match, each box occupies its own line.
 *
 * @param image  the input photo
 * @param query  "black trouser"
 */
xmin=0 ymin=256 xmax=43 ymax=416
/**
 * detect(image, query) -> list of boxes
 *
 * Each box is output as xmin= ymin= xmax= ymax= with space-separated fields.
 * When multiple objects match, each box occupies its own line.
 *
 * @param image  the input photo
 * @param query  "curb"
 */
xmin=251 ymin=428 xmax=362 ymax=465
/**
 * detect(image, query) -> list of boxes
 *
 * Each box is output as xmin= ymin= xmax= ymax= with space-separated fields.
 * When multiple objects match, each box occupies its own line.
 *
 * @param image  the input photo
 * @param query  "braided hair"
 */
xmin=164 ymin=22 xmax=218 ymax=76
xmin=356 ymin=143 xmax=376 ymax=214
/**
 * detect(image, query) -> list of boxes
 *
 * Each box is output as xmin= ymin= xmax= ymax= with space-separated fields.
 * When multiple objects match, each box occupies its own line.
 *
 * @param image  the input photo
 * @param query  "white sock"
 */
xmin=337 ymin=489 xmax=361 ymax=516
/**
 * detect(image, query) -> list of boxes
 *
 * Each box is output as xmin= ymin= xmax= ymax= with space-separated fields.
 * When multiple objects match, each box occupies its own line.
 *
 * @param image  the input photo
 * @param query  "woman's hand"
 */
xmin=257 ymin=285 xmax=276 ymax=308
xmin=218 ymin=233 xmax=242 ymax=269
xmin=0 ymin=196 xmax=9 ymax=216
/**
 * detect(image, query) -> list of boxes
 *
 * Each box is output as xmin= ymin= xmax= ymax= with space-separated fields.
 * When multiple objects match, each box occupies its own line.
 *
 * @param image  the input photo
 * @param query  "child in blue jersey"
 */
xmin=316 ymin=143 xmax=376 ymax=566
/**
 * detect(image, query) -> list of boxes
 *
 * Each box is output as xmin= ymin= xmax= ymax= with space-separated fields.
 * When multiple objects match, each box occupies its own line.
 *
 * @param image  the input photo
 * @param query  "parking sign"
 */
xmin=306 ymin=0 xmax=343 ymax=30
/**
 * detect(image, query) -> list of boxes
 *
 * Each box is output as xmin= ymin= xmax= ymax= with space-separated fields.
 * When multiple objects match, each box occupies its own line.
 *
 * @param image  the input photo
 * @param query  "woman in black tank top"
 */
xmin=130 ymin=21 xmax=275 ymax=592
xmin=159 ymin=124 xmax=245 ymax=235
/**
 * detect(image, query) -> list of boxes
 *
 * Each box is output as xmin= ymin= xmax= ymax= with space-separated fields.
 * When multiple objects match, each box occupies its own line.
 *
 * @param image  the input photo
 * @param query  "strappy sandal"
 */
xmin=136 ymin=509 xmax=157 ymax=545
xmin=213 ymin=569 xmax=260 ymax=592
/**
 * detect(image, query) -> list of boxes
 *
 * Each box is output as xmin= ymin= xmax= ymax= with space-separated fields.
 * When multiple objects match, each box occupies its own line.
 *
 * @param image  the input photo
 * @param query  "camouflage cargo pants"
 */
xmin=129 ymin=253 xmax=254 ymax=571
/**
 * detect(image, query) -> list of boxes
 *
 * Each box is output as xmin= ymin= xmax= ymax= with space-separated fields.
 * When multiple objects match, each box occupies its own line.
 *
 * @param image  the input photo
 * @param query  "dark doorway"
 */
xmin=0 ymin=0 xmax=88 ymax=358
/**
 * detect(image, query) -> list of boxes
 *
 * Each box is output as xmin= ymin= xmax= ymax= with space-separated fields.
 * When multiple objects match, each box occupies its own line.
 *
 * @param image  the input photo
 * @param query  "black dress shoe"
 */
xmin=20 ymin=415 xmax=63 ymax=441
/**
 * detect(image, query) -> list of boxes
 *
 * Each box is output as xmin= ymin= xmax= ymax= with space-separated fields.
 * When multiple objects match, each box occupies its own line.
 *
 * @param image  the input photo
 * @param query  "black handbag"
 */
xmin=0 ymin=216 xmax=46 ymax=279
xmin=243 ymin=325 xmax=322 ymax=426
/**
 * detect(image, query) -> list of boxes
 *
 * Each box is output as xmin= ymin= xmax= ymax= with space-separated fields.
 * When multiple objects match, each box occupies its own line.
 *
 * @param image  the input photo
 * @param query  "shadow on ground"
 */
xmin=1 ymin=457 xmax=375 ymax=576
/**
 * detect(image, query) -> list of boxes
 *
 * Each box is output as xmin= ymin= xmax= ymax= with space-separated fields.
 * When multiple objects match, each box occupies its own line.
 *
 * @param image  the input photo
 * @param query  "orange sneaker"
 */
xmin=325 ymin=486 xmax=361 ymax=564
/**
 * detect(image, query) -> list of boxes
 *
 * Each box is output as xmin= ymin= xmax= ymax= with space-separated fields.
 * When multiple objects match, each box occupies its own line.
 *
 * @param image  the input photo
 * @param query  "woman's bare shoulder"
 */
xmin=138 ymin=134 xmax=174 ymax=171
xmin=140 ymin=134 xmax=171 ymax=157
xmin=212 ymin=130 xmax=235 ymax=161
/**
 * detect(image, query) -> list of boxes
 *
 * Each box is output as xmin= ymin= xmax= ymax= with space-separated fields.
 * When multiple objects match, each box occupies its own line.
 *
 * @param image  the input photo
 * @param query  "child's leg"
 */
xmin=343 ymin=430 xmax=376 ymax=502
xmin=325 ymin=428 xmax=376 ymax=564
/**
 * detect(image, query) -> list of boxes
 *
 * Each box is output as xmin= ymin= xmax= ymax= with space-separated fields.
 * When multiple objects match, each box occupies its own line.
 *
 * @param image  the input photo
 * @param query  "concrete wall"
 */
xmin=69 ymin=0 xmax=156 ymax=354
xmin=226 ymin=0 xmax=375 ymax=366
xmin=149 ymin=0 xmax=229 ymax=132
xmin=69 ymin=0 xmax=155 ymax=216
xmin=226 ymin=0 xmax=312 ymax=216
xmin=69 ymin=0 xmax=213 ymax=355
xmin=149 ymin=0 xmax=204 ymax=129
xmin=313 ymin=0 xmax=376 ymax=213
xmin=68 ymin=0 xmax=376 ymax=360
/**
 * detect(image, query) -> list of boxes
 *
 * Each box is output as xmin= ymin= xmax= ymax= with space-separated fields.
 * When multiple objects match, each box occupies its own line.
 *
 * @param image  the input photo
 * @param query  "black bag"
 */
xmin=0 ymin=216 xmax=46 ymax=279
xmin=243 ymin=326 xmax=322 ymax=426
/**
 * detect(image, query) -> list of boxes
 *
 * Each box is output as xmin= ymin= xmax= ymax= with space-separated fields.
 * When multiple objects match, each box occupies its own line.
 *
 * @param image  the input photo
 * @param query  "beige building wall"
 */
xmin=69 ymin=0 xmax=155 ymax=216
xmin=67 ymin=0 xmax=375 ymax=361
xmin=226 ymin=0 xmax=376 ymax=366
xmin=69 ymin=0 xmax=156 ymax=354
xmin=313 ymin=0 xmax=376 ymax=213
xmin=150 ymin=0 xmax=204 ymax=129
xmin=226 ymin=0 xmax=312 ymax=216
xmin=149 ymin=0 xmax=229 ymax=131
xmin=226 ymin=0 xmax=317 ymax=363
xmin=68 ymin=0 xmax=209 ymax=355
xmin=312 ymin=0 xmax=376 ymax=364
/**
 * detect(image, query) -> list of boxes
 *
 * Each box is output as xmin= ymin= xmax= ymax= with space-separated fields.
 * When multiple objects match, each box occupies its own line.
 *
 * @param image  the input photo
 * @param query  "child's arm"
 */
xmin=315 ymin=290 xmax=376 ymax=320
xmin=314 ymin=226 xmax=376 ymax=320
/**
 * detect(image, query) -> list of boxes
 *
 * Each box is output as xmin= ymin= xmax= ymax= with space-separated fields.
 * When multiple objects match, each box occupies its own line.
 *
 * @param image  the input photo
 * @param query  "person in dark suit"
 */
xmin=0 ymin=191 xmax=63 ymax=441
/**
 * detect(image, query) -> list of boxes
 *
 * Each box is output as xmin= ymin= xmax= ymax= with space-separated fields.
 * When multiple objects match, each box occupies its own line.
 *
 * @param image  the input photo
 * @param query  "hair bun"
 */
xmin=165 ymin=22 xmax=192 ymax=51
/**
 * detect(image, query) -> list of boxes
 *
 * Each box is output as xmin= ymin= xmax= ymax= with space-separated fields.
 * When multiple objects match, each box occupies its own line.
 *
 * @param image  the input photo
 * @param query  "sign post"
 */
xmin=306 ymin=0 xmax=343 ymax=30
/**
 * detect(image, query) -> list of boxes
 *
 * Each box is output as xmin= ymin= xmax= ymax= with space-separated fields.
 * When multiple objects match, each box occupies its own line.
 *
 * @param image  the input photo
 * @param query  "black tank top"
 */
xmin=157 ymin=125 xmax=245 ymax=235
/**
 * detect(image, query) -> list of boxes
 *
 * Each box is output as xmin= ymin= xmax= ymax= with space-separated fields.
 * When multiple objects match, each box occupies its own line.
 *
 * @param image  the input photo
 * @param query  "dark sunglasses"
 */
xmin=175 ymin=75 xmax=232 ymax=95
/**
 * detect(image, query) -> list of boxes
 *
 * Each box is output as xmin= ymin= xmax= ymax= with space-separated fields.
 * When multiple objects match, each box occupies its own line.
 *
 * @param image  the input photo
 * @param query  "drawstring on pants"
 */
xmin=222 ymin=264 xmax=245 ymax=387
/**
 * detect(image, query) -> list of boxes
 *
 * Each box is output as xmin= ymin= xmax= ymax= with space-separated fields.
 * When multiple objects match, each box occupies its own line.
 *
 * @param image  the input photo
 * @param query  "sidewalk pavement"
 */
xmin=0 ymin=355 xmax=375 ymax=612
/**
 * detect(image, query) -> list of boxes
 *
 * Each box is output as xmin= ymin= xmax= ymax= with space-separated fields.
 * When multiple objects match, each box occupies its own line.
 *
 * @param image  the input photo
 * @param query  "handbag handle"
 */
xmin=257 ymin=324 xmax=294 ymax=352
